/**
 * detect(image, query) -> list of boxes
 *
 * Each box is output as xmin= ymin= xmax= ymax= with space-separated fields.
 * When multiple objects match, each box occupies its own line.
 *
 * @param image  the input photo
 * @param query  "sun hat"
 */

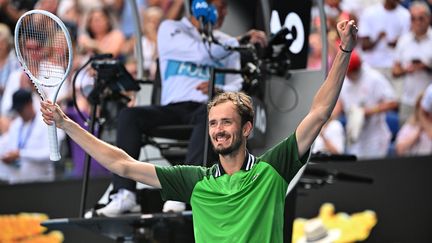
xmin=297 ymin=218 xmax=341 ymax=243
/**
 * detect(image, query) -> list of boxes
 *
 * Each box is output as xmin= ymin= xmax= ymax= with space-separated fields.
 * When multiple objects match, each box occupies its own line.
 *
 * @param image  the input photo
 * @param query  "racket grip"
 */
xmin=48 ymin=123 xmax=61 ymax=161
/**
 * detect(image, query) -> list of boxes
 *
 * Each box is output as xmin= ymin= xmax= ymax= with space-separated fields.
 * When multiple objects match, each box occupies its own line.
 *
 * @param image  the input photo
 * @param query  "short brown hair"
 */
xmin=208 ymin=92 xmax=254 ymax=126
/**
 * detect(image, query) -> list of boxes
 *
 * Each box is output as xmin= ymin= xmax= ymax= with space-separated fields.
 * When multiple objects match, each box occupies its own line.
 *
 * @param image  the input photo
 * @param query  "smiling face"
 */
xmin=208 ymin=101 xmax=251 ymax=156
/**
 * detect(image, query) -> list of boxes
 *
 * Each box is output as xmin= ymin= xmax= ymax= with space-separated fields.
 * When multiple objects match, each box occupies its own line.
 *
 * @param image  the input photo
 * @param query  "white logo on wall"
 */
xmin=270 ymin=10 xmax=305 ymax=54
xmin=195 ymin=2 xmax=208 ymax=9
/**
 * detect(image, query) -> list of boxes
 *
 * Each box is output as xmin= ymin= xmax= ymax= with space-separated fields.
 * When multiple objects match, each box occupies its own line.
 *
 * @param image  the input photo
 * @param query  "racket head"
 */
xmin=14 ymin=10 xmax=73 ymax=89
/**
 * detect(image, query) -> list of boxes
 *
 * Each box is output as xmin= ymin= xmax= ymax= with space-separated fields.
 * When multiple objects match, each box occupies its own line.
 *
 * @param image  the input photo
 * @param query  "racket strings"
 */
xmin=17 ymin=13 xmax=70 ymax=87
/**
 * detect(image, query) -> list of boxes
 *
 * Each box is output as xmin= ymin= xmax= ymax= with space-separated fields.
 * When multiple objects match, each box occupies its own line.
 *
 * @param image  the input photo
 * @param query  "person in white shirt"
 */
xmin=0 ymin=24 xmax=20 ymax=109
xmin=0 ymin=89 xmax=62 ymax=184
xmin=334 ymin=51 xmax=398 ymax=159
xmin=392 ymin=1 xmax=432 ymax=126
xmin=312 ymin=112 xmax=345 ymax=155
xmin=358 ymin=0 xmax=410 ymax=79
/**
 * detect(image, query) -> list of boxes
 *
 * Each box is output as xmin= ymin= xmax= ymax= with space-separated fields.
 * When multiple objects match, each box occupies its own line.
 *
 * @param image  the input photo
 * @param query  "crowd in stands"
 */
xmin=0 ymin=0 xmax=184 ymax=183
xmin=309 ymin=0 xmax=432 ymax=159
xmin=0 ymin=0 xmax=431 ymax=186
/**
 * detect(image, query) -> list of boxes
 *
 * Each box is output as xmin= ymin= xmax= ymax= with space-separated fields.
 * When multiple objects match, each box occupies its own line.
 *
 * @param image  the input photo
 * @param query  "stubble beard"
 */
xmin=212 ymin=130 xmax=243 ymax=156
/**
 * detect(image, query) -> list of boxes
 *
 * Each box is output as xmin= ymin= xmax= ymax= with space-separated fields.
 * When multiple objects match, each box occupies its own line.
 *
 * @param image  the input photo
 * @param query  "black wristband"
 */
xmin=339 ymin=44 xmax=352 ymax=53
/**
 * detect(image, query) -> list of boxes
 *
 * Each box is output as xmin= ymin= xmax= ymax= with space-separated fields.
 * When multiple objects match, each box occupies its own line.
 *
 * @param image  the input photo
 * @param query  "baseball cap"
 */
xmin=421 ymin=84 xmax=432 ymax=114
xmin=347 ymin=50 xmax=361 ymax=73
xmin=11 ymin=89 xmax=33 ymax=112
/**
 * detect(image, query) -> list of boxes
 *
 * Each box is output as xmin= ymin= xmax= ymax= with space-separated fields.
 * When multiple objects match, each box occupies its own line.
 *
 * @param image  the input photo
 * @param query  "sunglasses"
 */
xmin=411 ymin=15 xmax=428 ymax=22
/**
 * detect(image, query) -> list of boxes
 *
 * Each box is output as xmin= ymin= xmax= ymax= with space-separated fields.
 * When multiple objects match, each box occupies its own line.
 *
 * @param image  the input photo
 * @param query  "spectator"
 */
xmin=76 ymin=0 xmax=103 ymax=14
xmin=333 ymin=51 xmax=398 ymax=159
xmin=57 ymin=0 xmax=81 ymax=25
xmin=312 ymin=110 xmax=345 ymax=155
xmin=396 ymin=84 xmax=432 ymax=156
xmin=122 ymin=6 xmax=164 ymax=80
xmin=0 ymin=89 xmax=62 ymax=183
xmin=140 ymin=6 xmax=164 ymax=79
xmin=34 ymin=0 xmax=59 ymax=14
xmin=106 ymin=0 xmax=147 ymax=39
xmin=358 ymin=0 xmax=410 ymax=81
xmin=147 ymin=0 xmax=185 ymax=20
xmin=340 ymin=0 xmax=382 ymax=19
xmin=0 ymin=23 xmax=20 ymax=112
xmin=392 ymin=1 xmax=432 ymax=125
xmin=1 ymin=34 xmax=45 ymax=117
xmin=78 ymin=7 xmax=126 ymax=58
xmin=307 ymin=30 xmax=331 ymax=70
xmin=0 ymin=0 xmax=36 ymax=33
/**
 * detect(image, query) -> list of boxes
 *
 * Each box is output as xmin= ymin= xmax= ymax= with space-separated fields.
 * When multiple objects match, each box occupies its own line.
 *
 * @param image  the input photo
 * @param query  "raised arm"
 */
xmin=296 ymin=20 xmax=358 ymax=157
xmin=40 ymin=101 xmax=161 ymax=188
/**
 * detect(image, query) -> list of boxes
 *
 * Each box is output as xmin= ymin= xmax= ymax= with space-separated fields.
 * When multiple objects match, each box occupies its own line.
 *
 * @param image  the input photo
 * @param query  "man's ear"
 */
xmin=243 ymin=121 xmax=253 ymax=137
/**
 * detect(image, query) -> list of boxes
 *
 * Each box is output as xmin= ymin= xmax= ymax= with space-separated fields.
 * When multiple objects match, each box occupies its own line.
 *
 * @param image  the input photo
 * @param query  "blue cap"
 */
xmin=11 ymin=89 xmax=32 ymax=112
xmin=191 ymin=0 xmax=209 ymax=23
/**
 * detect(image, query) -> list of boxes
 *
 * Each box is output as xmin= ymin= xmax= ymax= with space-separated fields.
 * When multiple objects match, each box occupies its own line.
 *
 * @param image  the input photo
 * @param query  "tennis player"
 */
xmin=41 ymin=19 xmax=358 ymax=243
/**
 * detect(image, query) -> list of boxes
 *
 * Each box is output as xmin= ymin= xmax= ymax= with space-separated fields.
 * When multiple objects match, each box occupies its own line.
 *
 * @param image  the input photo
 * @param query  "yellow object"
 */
xmin=0 ymin=213 xmax=63 ymax=243
xmin=292 ymin=203 xmax=377 ymax=243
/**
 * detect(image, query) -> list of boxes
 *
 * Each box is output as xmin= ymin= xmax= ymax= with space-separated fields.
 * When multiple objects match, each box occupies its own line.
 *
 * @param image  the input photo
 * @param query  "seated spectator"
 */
xmin=333 ymin=51 xmax=398 ymax=159
xmin=0 ymin=0 xmax=36 ymax=34
xmin=147 ymin=0 xmax=185 ymax=20
xmin=57 ymin=0 xmax=81 ymax=26
xmin=104 ymin=0 xmax=147 ymax=39
xmin=396 ymin=84 xmax=432 ymax=156
xmin=392 ymin=1 xmax=432 ymax=125
xmin=312 ymin=110 xmax=345 ymax=155
xmin=358 ymin=0 xmax=410 ymax=80
xmin=140 ymin=6 xmax=164 ymax=80
xmin=34 ymin=0 xmax=59 ymax=13
xmin=122 ymin=6 xmax=164 ymax=80
xmin=0 ymin=23 xmax=20 ymax=115
xmin=307 ymin=30 xmax=333 ymax=71
xmin=0 ymin=89 xmax=64 ymax=184
xmin=78 ymin=7 xmax=126 ymax=58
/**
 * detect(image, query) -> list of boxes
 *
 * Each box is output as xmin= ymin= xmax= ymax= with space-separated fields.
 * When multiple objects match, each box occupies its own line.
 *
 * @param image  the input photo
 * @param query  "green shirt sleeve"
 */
xmin=155 ymin=165 xmax=209 ymax=203
xmin=258 ymin=132 xmax=310 ymax=183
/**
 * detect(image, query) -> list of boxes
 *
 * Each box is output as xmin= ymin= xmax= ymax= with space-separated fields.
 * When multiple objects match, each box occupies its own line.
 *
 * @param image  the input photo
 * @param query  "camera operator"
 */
xmin=85 ymin=0 xmax=267 ymax=217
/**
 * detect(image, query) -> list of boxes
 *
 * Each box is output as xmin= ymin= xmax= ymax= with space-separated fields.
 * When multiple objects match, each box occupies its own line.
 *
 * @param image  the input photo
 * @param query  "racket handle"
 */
xmin=48 ymin=123 xmax=61 ymax=161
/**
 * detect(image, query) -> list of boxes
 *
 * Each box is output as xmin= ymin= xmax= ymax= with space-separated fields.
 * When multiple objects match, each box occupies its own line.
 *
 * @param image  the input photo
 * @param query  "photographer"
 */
xmin=86 ymin=0 xmax=267 ymax=217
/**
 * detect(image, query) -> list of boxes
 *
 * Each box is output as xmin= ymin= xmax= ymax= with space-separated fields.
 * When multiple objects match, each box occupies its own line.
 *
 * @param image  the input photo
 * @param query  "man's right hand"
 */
xmin=337 ymin=20 xmax=358 ymax=52
xmin=40 ymin=101 xmax=69 ymax=130
xmin=196 ymin=81 xmax=210 ymax=94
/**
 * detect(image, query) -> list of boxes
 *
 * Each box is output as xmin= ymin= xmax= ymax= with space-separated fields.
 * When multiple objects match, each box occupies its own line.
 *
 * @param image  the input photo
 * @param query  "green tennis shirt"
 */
xmin=155 ymin=133 xmax=310 ymax=243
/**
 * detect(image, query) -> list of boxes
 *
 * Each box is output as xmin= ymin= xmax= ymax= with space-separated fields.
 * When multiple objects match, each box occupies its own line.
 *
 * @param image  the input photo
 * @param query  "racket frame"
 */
xmin=14 ymin=9 xmax=74 ymax=161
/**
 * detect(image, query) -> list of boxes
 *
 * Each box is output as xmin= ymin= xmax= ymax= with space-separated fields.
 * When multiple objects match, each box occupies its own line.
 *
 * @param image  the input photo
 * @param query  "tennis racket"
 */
xmin=14 ymin=10 xmax=73 ymax=161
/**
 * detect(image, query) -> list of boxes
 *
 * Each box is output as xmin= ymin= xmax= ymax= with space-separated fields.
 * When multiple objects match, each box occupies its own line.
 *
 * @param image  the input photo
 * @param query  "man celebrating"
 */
xmin=40 ymin=19 xmax=357 ymax=242
xmin=101 ymin=0 xmax=266 ymax=216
